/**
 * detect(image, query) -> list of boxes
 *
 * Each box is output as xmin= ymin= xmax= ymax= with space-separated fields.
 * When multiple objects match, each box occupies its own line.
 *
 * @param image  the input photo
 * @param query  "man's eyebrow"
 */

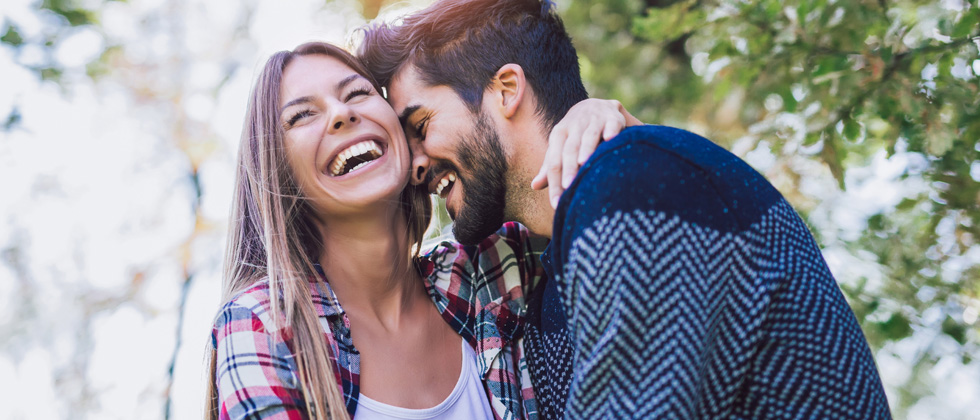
xmin=398 ymin=105 xmax=421 ymax=127
xmin=280 ymin=74 xmax=366 ymax=114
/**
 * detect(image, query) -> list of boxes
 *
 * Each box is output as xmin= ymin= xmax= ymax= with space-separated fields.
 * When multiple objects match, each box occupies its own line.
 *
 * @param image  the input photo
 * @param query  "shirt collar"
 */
xmin=311 ymin=263 xmax=346 ymax=318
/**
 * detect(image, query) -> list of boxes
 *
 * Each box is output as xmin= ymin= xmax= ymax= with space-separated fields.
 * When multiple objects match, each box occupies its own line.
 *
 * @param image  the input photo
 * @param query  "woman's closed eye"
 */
xmin=344 ymin=86 xmax=372 ymax=102
xmin=285 ymin=109 xmax=314 ymax=129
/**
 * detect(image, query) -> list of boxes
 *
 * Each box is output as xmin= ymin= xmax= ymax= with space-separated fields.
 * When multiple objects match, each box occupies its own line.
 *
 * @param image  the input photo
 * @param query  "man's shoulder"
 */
xmin=559 ymin=125 xmax=783 ymax=234
xmin=569 ymin=125 xmax=743 ymax=200
xmin=587 ymin=125 xmax=738 ymax=173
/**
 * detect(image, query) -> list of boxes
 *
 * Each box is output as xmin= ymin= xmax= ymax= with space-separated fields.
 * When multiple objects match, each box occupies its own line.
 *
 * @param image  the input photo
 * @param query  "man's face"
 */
xmin=388 ymin=66 xmax=509 ymax=245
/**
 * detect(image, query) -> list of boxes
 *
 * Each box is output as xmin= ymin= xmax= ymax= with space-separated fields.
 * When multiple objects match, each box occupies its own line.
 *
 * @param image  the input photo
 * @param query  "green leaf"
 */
xmin=632 ymin=0 xmax=706 ymax=41
xmin=60 ymin=9 xmax=97 ymax=26
xmin=713 ymin=77 xmax=733 ymax=102
xmin=821 ymin=132 xmax=847 ymax=189
xmin=804 ymin=130 xmax=822 ymax=146
xmin=797 ymin=1 xmax=811 ymax=28
xmin=39 ymin=67 xmax=63 ymax=81
xmin=896 ymin=198 xmax=919 ymax=211
xmin=781 ymin=89 xmax=798 ymax=113
xmin=879 ymin=312 xmax=913 ymax=340
xmin=763 ymin=0 xmax=781 ymax=19
xmin=3 ymin=107 xmax=21 ymax=131
xmin=868 ymin=213 xmax=885 ymax=231
xmin=942 ymin=316 xmax=968 ymax=345
xmin=812 ymin=56 xmax=848 ymax=79
xmin=1 ymin=23 xmax=24 ymax=47
xmin=41 ymin=0 xmax=98 ymax=26
xmin=951 ymin=10 xmax=979 ymax=38
xmin=843 ymin=118 xmax=861 ymax=141
xmin=879 ymin=46 xmax=892 ymax=63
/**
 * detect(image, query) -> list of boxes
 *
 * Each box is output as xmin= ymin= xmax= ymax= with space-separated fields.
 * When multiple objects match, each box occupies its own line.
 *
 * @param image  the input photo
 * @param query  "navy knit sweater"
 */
xmin=524 ymin=125 xmax=891 ymax=419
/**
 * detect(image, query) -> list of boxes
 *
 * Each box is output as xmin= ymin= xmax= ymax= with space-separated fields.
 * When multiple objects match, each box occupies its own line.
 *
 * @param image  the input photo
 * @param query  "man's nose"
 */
xmin=409 ymin=142 xmax=430 ymax=186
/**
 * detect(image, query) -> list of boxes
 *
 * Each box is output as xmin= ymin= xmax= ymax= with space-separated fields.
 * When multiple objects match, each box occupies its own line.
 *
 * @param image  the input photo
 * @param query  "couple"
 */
xmin=207 ymin=0 xmax=892 ymax=419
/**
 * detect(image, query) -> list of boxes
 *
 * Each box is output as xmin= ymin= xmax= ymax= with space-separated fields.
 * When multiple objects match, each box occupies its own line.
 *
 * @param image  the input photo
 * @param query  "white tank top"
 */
xmin=353 ymin=339 xmax=494 ymax=420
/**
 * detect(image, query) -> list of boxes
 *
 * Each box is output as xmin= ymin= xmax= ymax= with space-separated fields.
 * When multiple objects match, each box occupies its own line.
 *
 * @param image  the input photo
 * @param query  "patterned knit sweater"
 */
xmin=524 ymin=125 xmax=891 ymax=419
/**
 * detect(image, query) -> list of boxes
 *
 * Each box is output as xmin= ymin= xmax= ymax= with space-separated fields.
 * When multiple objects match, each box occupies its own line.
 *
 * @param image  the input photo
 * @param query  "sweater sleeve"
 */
xmin=212 ymin=295 xmax=307 ymax=420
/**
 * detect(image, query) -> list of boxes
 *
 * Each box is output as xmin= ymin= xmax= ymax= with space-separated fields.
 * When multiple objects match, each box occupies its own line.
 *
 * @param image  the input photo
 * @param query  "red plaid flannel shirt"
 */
xmin=212 ymin=222 xmax=548 ymax=419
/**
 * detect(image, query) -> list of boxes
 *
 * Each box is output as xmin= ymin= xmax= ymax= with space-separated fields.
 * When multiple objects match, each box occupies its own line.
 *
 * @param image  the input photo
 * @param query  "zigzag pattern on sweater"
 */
xmin=559 ymin=201 xmax=890 ymax=419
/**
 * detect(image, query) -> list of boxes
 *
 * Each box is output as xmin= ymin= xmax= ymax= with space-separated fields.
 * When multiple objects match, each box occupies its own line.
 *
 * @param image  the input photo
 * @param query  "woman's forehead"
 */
xmin=284 ymin=55 xmax=358 ymax=86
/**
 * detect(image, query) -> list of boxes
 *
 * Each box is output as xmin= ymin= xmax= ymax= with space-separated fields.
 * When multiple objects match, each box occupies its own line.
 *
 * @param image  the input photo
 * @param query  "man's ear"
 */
xmin=489 ymin=63 xmax=526 ymax=119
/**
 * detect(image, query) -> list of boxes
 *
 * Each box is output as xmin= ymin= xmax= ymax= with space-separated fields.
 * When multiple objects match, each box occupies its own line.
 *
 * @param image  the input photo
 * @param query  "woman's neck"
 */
xmin=316 ymin=206 xmax=425 ymax=330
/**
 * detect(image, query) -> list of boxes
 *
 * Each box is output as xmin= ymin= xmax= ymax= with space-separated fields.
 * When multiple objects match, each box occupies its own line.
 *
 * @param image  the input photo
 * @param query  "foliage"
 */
xmin=1 ymin=0 xmax=112 ymax=132
xmin=562 ymin=0 xmax=979 ymax=415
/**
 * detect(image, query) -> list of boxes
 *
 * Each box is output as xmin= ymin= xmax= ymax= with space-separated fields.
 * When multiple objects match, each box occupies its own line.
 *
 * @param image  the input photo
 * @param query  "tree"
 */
xmin=561 ymin=0 xmax=979 ymax=416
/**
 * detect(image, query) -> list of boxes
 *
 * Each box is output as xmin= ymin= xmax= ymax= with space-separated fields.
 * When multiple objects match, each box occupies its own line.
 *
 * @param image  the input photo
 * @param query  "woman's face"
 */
xmin=279 ymin=54 xmax=410 ymax=219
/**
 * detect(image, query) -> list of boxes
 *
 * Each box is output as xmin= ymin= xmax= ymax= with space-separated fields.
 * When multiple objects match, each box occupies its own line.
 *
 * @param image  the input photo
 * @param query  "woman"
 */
xmin=206 ymin=42 xmax=632 ymax=420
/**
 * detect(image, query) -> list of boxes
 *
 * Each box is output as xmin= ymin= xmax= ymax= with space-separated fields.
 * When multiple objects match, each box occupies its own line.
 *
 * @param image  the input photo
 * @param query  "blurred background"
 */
xmin=0 ymin=0 xmax=977 ymax=419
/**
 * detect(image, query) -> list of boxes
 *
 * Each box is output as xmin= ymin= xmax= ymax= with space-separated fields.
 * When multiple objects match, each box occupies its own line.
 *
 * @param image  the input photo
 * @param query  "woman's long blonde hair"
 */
xmin=205 ymin=42 xmax=432 ymax=420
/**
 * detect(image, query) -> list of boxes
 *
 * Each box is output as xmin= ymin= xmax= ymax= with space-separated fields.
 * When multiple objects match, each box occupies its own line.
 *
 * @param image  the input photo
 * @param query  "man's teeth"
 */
xmin=330 ymin=140 xmax=383 ymax=176
xmin=435 ymin=173 xmax=457 ymax=195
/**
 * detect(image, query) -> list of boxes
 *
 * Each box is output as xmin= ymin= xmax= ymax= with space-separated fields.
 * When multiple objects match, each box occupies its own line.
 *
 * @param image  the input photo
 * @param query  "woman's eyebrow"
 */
xmin=281 ymin=96 xmax=314 ymax=113
xmin=336 ymin=74 xmax=363 ymax=90
xmin=279 ymin=74 xmax=367 ymax=114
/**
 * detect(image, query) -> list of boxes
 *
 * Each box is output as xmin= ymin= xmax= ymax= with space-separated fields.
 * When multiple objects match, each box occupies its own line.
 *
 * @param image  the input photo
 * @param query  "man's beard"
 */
xmin=447 ymin=110 xmax=508 ymax=245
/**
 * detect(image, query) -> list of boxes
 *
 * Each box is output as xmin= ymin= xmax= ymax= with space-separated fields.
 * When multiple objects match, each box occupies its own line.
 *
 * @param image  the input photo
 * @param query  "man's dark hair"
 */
xmin=357 ymin=0 xmax=588 ymax=130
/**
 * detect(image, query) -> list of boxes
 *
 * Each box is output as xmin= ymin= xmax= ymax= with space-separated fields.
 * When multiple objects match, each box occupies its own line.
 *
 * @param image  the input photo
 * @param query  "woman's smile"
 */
xmin=278 ymin=53 xmax=411 ymax=215
xmin=327 ymin=137 xmax=386 ymax=177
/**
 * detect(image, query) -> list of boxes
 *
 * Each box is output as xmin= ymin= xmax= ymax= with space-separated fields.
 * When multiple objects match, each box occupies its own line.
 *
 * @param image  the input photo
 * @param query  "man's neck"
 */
xmin=518 ymin=187 xmax=556 ymax=239
xmin=506 ymin=125 xmax=557 ymax=239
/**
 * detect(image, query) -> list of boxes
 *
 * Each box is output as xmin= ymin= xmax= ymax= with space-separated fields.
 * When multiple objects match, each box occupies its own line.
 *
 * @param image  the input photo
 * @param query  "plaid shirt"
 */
xmin=212 ymin=222 xmax=547 ymax=420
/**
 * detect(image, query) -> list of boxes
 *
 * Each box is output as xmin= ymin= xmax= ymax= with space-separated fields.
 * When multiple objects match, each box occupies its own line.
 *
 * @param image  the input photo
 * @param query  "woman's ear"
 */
xmin=489 ymin=63 xmax=526 ymax=119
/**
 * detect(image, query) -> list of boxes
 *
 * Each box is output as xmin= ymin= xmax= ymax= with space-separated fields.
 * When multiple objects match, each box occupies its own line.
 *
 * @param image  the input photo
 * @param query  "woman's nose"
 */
xmin=328 ymin=104 xmax=358 ymax=132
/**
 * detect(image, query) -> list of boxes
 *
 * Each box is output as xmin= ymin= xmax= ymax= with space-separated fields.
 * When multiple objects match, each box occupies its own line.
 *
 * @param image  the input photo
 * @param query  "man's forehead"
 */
xmin=388 ymin=65 xmax=425 ymax=112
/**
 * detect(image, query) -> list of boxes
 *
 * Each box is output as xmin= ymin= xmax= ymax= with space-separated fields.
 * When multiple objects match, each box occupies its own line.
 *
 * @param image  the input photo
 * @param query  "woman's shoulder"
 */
xmin=223 ymin=280 xmax=274 ymax=312
xmin=213 ymin=279 xmax=279 ymax=337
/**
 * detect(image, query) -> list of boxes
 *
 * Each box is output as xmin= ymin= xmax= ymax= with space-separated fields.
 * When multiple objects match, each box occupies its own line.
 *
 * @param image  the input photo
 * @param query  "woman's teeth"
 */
xmin=330 ymin=140 xmax=383 ymax=176
xmin=435 ymin=173 xmax=456 ymax=196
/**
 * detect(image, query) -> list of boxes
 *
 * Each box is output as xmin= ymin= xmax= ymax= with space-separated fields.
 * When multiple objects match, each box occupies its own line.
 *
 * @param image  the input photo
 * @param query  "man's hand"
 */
xmin=532 ymin=99 xmax=642 ymax=208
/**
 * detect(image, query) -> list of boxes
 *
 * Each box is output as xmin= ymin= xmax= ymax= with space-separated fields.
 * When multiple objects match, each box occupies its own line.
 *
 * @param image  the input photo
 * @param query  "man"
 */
xmin=359 ymin=0 xmax=892 ymax=418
